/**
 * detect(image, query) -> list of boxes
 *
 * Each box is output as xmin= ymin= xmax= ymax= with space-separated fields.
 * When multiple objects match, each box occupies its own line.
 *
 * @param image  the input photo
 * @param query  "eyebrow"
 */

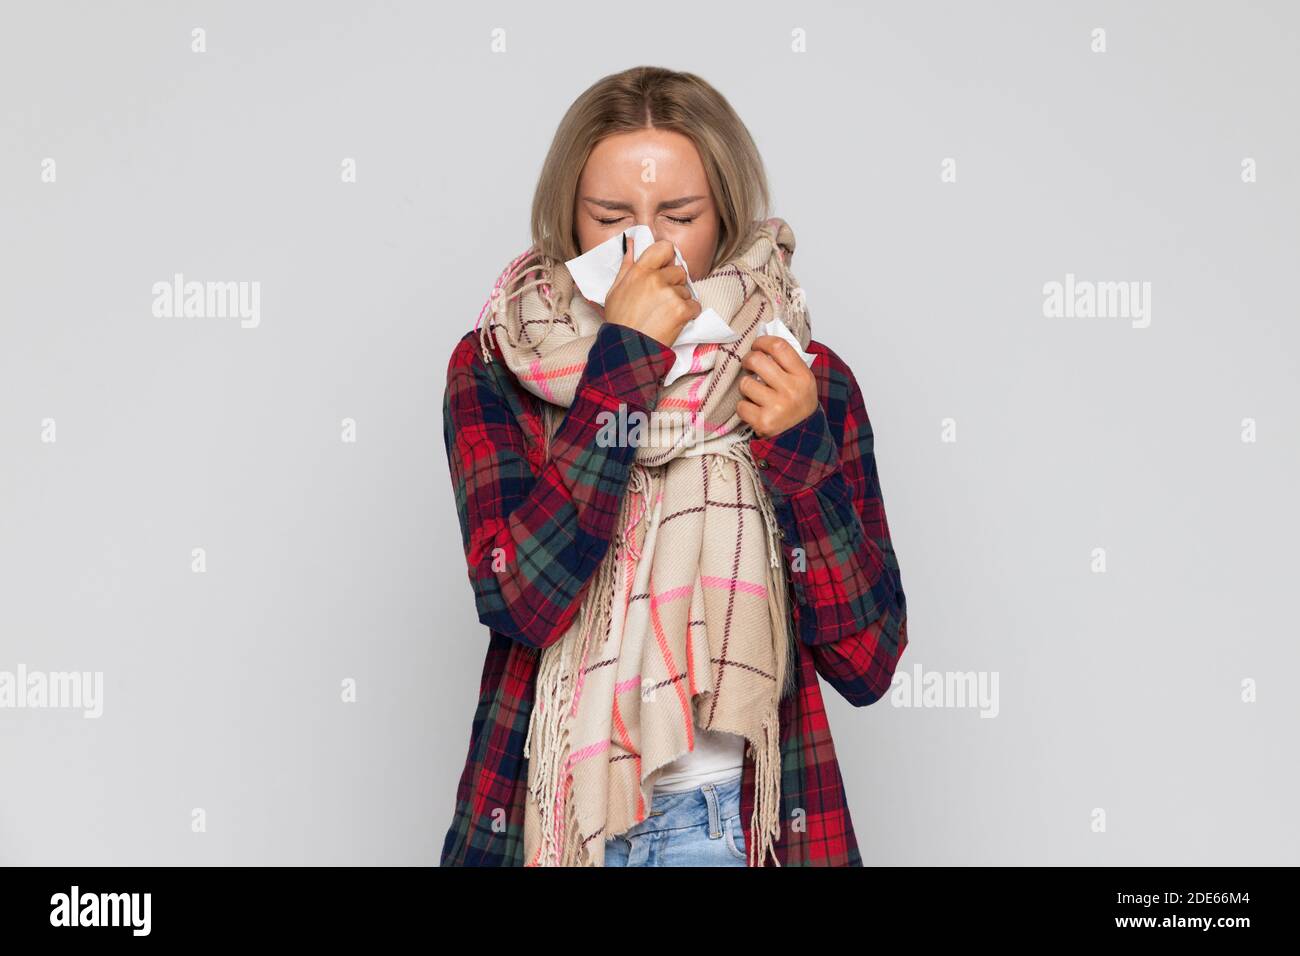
xmin=581 ymin=195 xmax=708 ymax=212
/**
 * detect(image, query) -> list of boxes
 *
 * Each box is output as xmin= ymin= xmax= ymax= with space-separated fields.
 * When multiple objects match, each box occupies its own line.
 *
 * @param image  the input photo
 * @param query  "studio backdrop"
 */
xmin=1 ymin=0 xmax=1296 ymax=865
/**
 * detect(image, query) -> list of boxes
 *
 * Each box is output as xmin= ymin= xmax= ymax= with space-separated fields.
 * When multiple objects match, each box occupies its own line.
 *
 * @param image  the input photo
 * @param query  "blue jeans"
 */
xmin=603 ymin=774 xmax=747 ymax=866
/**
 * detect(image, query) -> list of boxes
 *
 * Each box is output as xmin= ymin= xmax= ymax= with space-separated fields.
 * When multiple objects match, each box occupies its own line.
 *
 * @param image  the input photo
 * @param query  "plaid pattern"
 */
xmin=441 ymin=321 xmax=908 ymax=866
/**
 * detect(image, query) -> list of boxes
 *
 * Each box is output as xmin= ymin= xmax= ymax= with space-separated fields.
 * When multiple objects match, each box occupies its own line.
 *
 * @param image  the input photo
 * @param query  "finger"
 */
xmin=657 ymin=263 xmax=688 ymax=287
xmin=738 ymin=371 xmax=777 ymax=405
xmin=636 ymin=237 xmax=678 ymax=270
xmin=736 ymin=398 xmax=762 ymax=429
xmin=750 ymin=335 xmax=806 ymax=376
xmin=741 ymin=349 xmax=788 ymax=387
xmin=609 ymin=230 xmax=638 ymax=291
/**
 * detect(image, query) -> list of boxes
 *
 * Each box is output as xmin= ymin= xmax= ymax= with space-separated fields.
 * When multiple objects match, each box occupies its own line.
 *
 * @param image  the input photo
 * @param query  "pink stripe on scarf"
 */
xmin=648 ymin=576 xmax=695 ymax=750
xmin=650 ymin=584 xmax=694 ymax=605
xmin=690 ymin=343 xmax=720 ymax=372
xmin=522 ymin=359 xmax=586 ymax=403
xmin=565 ymin=738 xmax=611 ymax=770
xmin=701 ymin=575 xmax=768 ymax=598
xmin=614 ymin=676 xmax=641 ymax=695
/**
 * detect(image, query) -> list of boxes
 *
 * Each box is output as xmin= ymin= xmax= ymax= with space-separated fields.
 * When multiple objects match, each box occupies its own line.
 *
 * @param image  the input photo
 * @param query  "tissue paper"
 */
xmin=759 ymin=317 xmax=816 ymax=371
xmin=565 ymin=225 xmax=739 ymax=386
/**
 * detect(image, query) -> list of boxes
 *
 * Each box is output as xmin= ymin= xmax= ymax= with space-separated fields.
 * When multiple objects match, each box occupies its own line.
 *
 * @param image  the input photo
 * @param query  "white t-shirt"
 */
xmin=652 ymin=721 xmax=746 ymax=793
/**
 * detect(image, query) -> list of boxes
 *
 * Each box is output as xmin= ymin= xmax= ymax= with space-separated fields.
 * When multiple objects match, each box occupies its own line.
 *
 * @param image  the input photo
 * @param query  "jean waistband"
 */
xmin=619 ymin=774 xmax=743 ymax=835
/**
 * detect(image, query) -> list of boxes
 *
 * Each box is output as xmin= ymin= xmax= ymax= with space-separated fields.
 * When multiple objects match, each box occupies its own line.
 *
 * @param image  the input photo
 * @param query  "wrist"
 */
xmin=580 ymin=322 xmax=677 ymax=410
xmin=749 ymin=405 xmax=840 ymax=496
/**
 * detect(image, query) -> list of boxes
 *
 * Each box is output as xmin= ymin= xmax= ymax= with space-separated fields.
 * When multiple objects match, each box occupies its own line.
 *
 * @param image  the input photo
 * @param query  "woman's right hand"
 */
xmin=602 ymin=236 xmax=701 ymax=347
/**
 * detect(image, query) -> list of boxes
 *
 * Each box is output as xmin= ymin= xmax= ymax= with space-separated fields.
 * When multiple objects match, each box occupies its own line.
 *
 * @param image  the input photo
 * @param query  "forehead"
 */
xmin=579 ymin=129 xmax=708 ymax=191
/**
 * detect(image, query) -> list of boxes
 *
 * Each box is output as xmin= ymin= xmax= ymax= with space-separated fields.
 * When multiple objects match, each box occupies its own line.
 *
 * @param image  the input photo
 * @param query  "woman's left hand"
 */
xmin=737 ymin=335 xmax=818 ymax=439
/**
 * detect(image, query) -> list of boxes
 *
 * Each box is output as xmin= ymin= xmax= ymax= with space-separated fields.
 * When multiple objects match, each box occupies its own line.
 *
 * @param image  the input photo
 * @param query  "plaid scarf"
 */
xmin=475 ymin=218 xmax=809 ymax=866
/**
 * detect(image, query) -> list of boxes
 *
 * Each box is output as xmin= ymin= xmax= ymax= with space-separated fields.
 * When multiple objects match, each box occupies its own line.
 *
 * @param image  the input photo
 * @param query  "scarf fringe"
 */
xmin=523 ymin=591 xmax=596 ymax=867
xmin=749 ymin=709 xmax=784 ymax=867
xmin=476 ymin=245 xmax=566 ymax=366
xmin=523 ymin=466 xmax=648 ymax=867
xmin=733 ymin=224 xmax=810 ymax=340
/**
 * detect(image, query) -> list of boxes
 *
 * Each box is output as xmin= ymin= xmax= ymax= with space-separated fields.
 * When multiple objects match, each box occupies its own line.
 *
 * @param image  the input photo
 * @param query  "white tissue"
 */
xmin=758 ymin=318 xmax=816 ymax=372
xmin=565 ymin=225 xmax=739 ymax=387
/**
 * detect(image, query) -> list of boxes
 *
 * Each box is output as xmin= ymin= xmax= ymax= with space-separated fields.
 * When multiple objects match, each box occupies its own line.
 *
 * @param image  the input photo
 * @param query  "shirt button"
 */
xmin=757 ymin=458 xmax=769 ymax=470
xmin=777 ymin=527 xmax=785 ymax=539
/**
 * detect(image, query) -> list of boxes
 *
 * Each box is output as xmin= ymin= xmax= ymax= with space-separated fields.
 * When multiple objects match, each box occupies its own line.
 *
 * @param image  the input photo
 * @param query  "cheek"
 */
xmin=574 ymin=219 xmax=604 ymax=254
xmin=678 ymin=231 xmax=719 ymax=278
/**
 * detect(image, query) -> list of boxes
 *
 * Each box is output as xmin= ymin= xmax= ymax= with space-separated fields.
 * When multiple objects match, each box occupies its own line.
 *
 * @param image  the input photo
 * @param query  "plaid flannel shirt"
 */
xmin=439 ymin=321 xmax=908 ymax=866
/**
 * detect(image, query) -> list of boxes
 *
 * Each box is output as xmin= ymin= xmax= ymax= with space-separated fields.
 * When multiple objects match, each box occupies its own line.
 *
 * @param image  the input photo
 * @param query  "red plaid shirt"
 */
xmin=440 ymin=321 xmax=908 ymax=865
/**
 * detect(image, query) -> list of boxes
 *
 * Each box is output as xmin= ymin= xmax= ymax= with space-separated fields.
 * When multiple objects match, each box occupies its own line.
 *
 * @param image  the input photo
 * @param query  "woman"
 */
xmin=441 ymin=66 xmax=908 ymax=867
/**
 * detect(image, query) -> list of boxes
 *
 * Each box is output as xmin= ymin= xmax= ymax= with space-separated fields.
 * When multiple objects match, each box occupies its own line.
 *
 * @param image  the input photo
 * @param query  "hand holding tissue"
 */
xmin=755 ymin=318 xmax=817 ymax=380
xmin=565 ymin=225 xmax=813 ymax=387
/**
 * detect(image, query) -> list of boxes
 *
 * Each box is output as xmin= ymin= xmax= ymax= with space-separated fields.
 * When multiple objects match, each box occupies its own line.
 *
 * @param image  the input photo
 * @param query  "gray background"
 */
xmin=1 ymin=0 xmax=1296 ymax=865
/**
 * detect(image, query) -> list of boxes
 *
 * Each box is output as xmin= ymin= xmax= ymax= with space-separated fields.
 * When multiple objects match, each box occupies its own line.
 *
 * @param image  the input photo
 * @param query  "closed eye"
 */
xmin=596 ymin=216 xmax=695 ymax=226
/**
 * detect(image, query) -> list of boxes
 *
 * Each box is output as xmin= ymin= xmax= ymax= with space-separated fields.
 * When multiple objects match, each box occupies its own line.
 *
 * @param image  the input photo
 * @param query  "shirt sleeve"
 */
xmin=748 ymin=358 xmax=909 ymax=707
xmin=443 ymin=322 xmax=677 ymax=650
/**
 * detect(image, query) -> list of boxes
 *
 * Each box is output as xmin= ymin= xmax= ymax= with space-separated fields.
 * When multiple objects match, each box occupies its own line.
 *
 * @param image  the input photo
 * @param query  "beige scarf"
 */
xmin=476 ymin=218 xmax=810 ymax=867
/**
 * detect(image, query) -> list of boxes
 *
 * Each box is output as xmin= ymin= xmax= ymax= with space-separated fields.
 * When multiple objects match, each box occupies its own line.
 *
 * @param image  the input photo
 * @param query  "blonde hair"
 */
xmin=529 ymin=66 xmax=771 ymax=277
